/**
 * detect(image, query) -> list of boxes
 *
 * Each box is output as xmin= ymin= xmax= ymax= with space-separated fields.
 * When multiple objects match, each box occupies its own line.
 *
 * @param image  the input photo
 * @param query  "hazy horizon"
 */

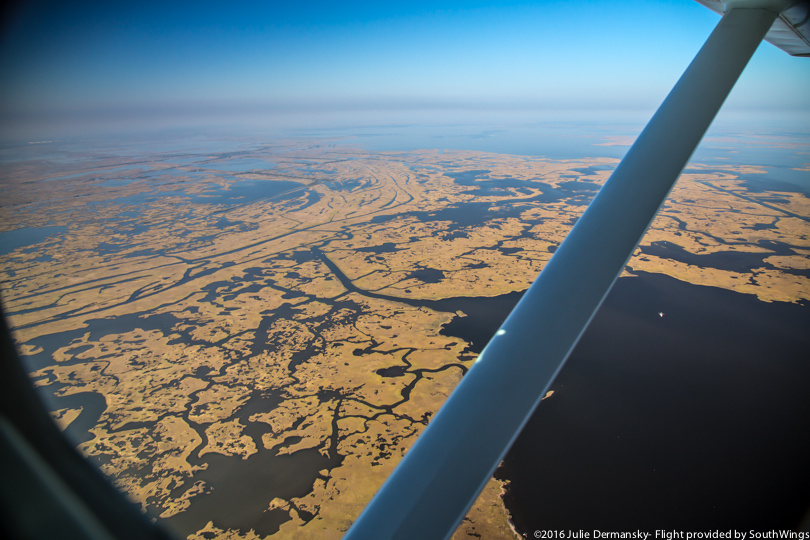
xmin=1 ymin=1 xmax=808 ymax=143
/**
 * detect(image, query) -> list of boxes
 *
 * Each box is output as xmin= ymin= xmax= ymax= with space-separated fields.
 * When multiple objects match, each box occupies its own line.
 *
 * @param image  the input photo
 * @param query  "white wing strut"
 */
xmin=344 ymin=3 xmax=798 ymax=539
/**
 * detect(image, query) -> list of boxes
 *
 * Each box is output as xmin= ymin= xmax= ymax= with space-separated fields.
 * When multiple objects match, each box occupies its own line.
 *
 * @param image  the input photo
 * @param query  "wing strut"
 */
xmin=344 ymin=5 xmax=781 ymax=540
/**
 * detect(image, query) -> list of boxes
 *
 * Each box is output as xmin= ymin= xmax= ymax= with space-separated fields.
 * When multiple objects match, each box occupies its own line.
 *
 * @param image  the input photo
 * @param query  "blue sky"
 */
xmin=1 ymin=0 xmax=807 ymax=138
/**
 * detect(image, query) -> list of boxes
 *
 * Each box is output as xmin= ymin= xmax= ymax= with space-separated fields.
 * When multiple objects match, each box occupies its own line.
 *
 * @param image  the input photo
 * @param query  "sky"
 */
xmin=0 ymin=0 xmax=808 ymax=140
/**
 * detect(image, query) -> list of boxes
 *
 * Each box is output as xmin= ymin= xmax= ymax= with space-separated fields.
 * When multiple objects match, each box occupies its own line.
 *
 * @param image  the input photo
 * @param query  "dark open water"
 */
xmin=498 ymin=272 xmax=810 ymax=532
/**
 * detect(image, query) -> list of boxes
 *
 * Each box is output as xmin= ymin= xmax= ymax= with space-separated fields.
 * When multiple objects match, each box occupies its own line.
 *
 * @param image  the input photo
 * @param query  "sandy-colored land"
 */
xmin=1 ymin=138 xmax=808 ymax=540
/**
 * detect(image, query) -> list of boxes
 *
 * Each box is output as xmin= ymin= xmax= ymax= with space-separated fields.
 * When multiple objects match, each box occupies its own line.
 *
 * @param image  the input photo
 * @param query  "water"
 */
xmin=742 ymin=166 xmax=810 ymax=195
xmin=0 ymin=226 xmax=68 ymax=256
xmin=318 ymin=121 xmax=809 ymax=190
xmin=87 ymin=175 xmax=305 ymax=208
xmin=197 ymin=158 xmax=276 ymax=172
xmin=498 ymin=272 xmax=810 ymax=532
xmin=45 ymin=164 xmax=151 ymax=183
xmin=162 ymin=391 xmax=339 ymax=537
xmin=308 ymin=122 xmax=638 ymax=160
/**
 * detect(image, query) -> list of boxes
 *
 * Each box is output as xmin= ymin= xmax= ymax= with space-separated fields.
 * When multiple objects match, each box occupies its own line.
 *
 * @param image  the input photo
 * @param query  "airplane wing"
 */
xmin=696 ymin=0 xmax=810 ymax=56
